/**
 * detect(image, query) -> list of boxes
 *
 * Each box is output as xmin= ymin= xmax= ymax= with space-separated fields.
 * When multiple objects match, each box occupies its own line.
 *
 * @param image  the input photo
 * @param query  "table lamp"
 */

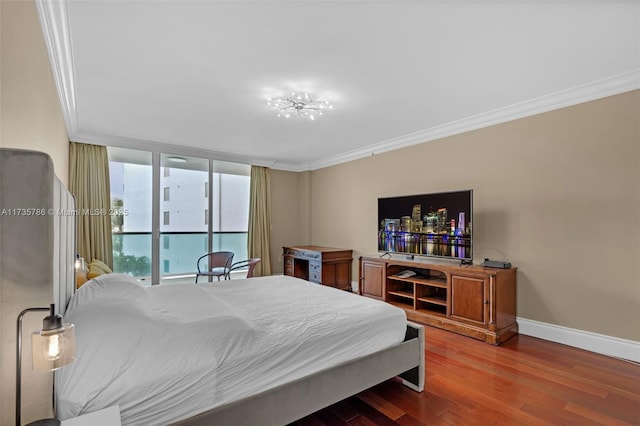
xmin=16 ymin=304 xmax=76 ymax=426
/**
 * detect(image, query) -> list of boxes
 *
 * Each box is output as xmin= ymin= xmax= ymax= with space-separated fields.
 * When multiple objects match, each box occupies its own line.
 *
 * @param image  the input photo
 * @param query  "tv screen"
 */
xmin=378 ymin=189 xmax=473 ymax=261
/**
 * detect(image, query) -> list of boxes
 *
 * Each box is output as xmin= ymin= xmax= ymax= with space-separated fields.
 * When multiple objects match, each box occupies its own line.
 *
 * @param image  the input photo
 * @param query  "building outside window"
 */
xmin=108 ymin=147 xmax=152 ymax=278
xmin=108 ymin=147 xmax=250 ymax=283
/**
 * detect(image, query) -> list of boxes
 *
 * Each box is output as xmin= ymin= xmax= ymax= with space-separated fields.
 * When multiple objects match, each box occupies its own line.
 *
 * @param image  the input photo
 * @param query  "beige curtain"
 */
xmin=69 ymin=142 xmax=113 ymax=268
xmin=247 ymin=166 xmax=272 ymax=276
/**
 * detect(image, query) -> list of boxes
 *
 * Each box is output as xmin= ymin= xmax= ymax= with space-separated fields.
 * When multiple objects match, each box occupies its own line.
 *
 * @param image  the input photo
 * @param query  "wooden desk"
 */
xmin=283 ymin=245 xmax=353 ymax=291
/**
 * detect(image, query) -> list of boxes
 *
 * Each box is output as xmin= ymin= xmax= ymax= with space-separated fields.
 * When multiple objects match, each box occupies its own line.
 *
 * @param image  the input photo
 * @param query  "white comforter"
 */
xmin=56 ymin=274 xmax=407 ymax=425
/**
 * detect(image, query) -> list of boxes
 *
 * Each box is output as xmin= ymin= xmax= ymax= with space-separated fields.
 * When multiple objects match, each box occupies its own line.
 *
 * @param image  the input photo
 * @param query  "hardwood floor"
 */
xmin=292 ymin=326 xmax=640 ymax=426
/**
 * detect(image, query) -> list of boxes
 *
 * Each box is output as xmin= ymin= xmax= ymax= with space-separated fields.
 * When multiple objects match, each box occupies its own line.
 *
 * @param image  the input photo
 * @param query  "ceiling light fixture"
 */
xmin=267 ymin=92 xmax=333 ymax=120
xmin=166 ymin=156 xmax=187 ymax=163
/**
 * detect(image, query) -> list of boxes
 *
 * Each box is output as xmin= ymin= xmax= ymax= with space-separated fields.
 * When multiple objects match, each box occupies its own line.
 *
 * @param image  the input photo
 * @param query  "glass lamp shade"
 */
xmin=31 ymin=323 xmax=75 ymax=371
xmin=75 ymin=256 xmax=86 ymax=272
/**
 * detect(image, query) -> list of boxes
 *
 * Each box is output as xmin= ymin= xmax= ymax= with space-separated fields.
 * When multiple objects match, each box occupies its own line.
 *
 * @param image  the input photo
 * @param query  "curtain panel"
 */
xmin=69 ymin=142 xmax=113 ymax=268
xmin=247 ymin=166 xmax=272 ymax=276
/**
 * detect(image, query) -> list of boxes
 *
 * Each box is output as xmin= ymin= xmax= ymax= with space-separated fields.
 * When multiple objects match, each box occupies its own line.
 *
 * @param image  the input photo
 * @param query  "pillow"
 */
xmin=67 ymin=273 xmax=148 ymax=316
xmin=87 ymin=267 xmax=104 ymax=279
xmin=76 ymin=270 xmax=89 ymax=288
xmin=87 ymin=259 xmax=112 ymax=279
xmin=90 ymin=259 xmax=113 ymax=273
xmin=90 ymin=273 xmax=147 ymax=298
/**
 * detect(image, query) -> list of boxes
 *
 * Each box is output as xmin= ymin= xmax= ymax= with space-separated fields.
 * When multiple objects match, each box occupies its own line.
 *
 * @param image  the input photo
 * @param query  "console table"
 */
xmin=283 ymin=245 xmax=353 ymax=291
xmin=359 ymin=256 xmax=517 ymax=345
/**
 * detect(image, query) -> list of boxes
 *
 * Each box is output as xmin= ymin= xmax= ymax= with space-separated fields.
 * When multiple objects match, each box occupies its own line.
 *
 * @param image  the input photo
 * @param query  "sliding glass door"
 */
xmin=159 ymin=154 xmax=209 ymax=283
xmin=211 ymin=164 xmax=250 ymax=261
xmin=108 ymin=147 xmax=250 ymax=284
xmin=109 ymin=148 xmax=153 ymax=281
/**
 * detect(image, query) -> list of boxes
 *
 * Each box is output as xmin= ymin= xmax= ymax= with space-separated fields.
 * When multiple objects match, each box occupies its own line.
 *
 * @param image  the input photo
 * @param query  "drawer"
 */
xmin=285 ymin=249 xmax=321 ymax=261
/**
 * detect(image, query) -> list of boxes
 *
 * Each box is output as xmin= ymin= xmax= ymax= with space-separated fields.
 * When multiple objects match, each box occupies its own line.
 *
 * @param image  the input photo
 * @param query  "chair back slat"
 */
xmin=207 ymin=251 xmax=234 ymax=271
xmin=195 ymin=251 xmax=234 ymax=283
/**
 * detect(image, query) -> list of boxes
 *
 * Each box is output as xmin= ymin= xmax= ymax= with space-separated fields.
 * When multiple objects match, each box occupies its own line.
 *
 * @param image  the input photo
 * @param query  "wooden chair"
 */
xmin=195 ymin=251 xmax=234 ymax=283
xmin=228 ymin=258 xmax=261 ymax=278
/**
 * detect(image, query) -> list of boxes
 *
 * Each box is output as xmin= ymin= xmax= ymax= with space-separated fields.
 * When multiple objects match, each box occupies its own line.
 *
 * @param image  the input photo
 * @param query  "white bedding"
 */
xmin=56 ymin=274 xmax=407 ymax=425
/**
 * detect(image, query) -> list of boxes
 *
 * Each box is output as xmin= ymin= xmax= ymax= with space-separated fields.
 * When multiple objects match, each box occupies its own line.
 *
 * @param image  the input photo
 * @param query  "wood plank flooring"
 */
xmin=291 ymin=326 xmax=640 ymax=425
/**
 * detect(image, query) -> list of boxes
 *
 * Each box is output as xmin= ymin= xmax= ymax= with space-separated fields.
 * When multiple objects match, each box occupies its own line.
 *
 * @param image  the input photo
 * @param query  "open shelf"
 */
xmin=388 ymin=275 xmax=417 ymax=283
xmin=416 ymin=296 xmax=447 ymax=306
xmin=387 ymin=297 xmax=414 ymax=310
xmin=388 ymin=289 xmax=414 ymax=300
xmin=413 ymin=276 xmax=447 ymax=288
xmin=385 ymin=264 xmax=449 ymax=318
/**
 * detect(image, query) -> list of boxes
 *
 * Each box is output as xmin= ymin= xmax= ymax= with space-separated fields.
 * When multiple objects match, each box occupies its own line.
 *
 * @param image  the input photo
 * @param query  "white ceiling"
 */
xmin=38 ymin=0 xmax=639 ymax=171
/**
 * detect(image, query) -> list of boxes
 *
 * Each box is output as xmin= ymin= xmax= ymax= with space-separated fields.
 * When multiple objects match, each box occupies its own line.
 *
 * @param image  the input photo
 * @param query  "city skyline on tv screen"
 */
xmin=378 ymin=190 xmax=473 ymax=260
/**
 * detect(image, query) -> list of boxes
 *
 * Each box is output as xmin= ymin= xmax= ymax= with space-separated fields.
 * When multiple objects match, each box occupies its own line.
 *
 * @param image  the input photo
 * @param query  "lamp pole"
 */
xmin=16 ymin=307 xmax=53 ymax=426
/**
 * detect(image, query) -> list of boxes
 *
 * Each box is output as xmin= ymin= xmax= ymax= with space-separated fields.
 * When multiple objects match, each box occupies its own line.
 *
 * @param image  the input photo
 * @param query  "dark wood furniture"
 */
xmin=283 ymin=246 xmax=353 ymax=291
xmin=359 ymin=256 xmax=517 ymax=345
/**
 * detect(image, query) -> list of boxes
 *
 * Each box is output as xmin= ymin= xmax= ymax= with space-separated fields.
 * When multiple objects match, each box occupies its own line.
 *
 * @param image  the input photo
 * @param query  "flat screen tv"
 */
xmin=378 ymin=189 xmax=473 ymax=262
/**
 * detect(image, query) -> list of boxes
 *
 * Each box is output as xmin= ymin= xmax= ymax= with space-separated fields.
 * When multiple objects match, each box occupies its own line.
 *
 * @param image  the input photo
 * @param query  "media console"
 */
xmin=359 ymin=256 xmax=518 ymax=345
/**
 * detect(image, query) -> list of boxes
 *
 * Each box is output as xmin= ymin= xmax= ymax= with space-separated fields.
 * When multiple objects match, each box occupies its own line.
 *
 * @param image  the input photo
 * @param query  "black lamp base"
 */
xmin=26 ymin=419 xmax=60 ymax=426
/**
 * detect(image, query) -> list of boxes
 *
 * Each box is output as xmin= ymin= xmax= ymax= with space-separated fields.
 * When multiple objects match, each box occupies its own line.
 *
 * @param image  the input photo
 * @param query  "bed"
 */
xmin=56 ymin=274 xmax=424 ymax=425
xmin=3 ymin=149 xmax=424 ymax=425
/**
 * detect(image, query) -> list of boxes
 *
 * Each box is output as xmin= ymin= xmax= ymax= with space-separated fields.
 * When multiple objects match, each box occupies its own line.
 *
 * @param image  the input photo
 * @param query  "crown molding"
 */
xmin=72 ymin=132 xmax=279 ymax=169
xmin=307 ymin=70 xmax=640 ymax=171
xmin=35 ymin=0 xmax=78 ymax=137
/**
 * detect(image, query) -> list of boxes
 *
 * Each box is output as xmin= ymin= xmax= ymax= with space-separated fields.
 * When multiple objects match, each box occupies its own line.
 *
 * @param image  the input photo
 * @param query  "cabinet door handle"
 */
xmin=484 ymin=300 xmax=489 ymax=305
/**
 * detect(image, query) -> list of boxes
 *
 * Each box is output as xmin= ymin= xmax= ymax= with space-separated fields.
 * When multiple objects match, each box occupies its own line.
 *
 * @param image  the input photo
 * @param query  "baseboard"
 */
xmin=338 ymin=285 xmax=638 ymax=362
xmin=517 ymin=317 xmax=640 ymax=363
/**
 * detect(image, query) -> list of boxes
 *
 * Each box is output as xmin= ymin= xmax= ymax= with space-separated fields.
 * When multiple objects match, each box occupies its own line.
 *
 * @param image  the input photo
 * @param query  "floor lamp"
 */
xmin=16 ymin=304 xmax=75 ymax=426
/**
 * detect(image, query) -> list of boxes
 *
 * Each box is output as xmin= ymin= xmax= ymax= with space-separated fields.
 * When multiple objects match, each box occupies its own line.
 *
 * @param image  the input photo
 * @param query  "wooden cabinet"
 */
xmin=359 ymin=256 xmax=517 ymax=345
xmin=359 ymin=258 xmax=385 ymax=299
xmin=283 ymin=246 xmax=353 ymax=291
xmin=450 ymin=274 xmax=488 ymax=326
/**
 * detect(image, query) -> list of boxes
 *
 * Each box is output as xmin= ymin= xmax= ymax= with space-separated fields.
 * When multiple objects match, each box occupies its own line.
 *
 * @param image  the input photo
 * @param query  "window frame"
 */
xmin=108 ymin=147 xmax=250 ymax=284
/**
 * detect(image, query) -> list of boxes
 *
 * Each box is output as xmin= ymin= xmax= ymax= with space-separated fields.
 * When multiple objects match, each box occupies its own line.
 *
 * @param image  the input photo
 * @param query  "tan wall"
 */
xmin=270 ymin=169 xmax=311 ymax=274
xmin=309 ymin=90 xmax=640 ymax=342
xmin=1 ymin=1 xmax=70 ymax=424
xmin=0 ymin=0 xmax=69 ymax=186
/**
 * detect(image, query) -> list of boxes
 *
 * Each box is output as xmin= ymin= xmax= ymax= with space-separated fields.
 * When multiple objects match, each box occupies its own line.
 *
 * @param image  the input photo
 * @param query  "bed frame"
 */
xmin=171 ymin=323 xmax=424 ymax=426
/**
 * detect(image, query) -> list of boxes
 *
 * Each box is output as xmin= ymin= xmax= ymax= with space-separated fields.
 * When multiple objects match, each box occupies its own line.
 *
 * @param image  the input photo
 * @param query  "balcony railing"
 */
xmin=112 ymin=231 xmax=248 ymax=278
